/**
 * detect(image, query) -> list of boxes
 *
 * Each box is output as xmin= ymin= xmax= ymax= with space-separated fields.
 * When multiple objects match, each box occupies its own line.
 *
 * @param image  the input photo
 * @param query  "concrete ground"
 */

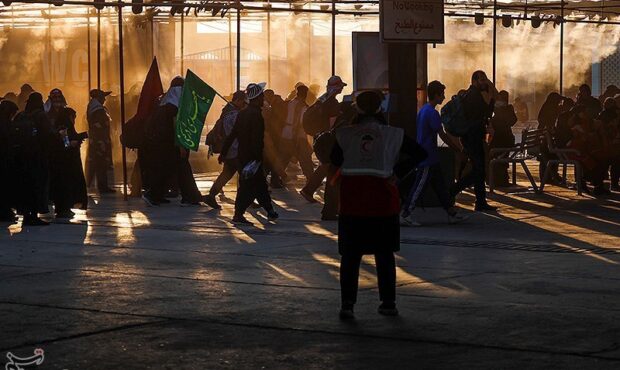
xmin=1 ymin=167 xmax=619 ymax=369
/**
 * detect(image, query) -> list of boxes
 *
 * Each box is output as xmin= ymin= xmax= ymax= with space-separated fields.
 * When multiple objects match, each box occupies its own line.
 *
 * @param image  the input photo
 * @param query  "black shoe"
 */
xmin=165 ymin=190 xmax=179 ymax=198
xmin=180 ymin=200 xmax=200 ymax=207
xmin=270 ymin=180 xmax=285 ymax=189
xmin=299 ymin=189 xmax=318 ymax=203
xmin=339 ymin=304 xmax=355 ymax=320
xmin=159 ymin=198 xmax=171 ymax=204
xmin=475 ymin=203 xmax=498 ymax=212
xmin=267 ymin=210 xmax=279 ymax=221
xmin=592 ymin=186 xmax=611 ymax=197
xmin=582 ymin=185 xmax=591 ymax=194
xmin=24 ymin=217 xmax=50 ymax=226
xmin=55 ymin=210 xmax=75 ymax=219
xmin=142 ymin=194 xmax=160 ymax=207
xmin=378 ymin=302 xmax=399 ymax=316
xmin=0 ymin=215 xmax=17 ymax=223
xmin=203 ymin=194 xmax=222 ymax=210
xmin=232 ymin=215 xmax=252 ymax=225
xmin=250 ymin=202 xmax=261 ymax=209
xmin=321 ymin=214 xmax=338 ymax=221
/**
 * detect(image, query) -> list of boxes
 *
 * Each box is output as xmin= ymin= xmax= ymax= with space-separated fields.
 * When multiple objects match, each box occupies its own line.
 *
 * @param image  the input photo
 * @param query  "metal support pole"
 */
xmin=267 ymin=9 xmax=271 ymax=86
xmin=228 ymin=13 xmax=234 ymax=93
xmin=118 ymin=2 xmax=128 ymax=200
xmin=308 ymin=13 xmax=312 ymax=83
xmin=236 ymin=6 xmax=241 ymax=91
xmin=180 ymin=12 xmax=184 ymax=74
xmin=331 ymin=0 xmax=336 ymax=76
xmin=492 ymin=0 xmax=497 ymax=83
xmin=560 ymin=0 xmax=564 ymax=94
xmin=87 ymin=13 xmax=92 ymax=92
xmin=97 ymin=9 xmax=101 ymax=90
xmin=48 ymin=4 xmax=52 ymax=91
xmin=150 ymin=17 xmax=154 ymax=59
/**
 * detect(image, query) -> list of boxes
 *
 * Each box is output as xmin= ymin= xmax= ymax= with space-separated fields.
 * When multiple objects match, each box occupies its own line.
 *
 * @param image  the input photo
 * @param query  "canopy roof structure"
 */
xmin=1 ymin=0 xmax=620 ymax=28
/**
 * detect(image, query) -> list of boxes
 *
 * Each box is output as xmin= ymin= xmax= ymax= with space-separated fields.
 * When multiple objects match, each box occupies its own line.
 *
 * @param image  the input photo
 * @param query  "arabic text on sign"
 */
xmin=394 ymin=19 xmax=435 ymax=34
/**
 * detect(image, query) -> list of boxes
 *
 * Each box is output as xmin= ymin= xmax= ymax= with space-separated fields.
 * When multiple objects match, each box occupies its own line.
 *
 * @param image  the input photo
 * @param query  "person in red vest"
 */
xmin=330 ymin=90 xmax=426 ymax=319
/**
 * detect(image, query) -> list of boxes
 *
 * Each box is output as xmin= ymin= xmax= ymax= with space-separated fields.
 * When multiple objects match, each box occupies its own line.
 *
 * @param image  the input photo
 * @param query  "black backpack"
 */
xmin=120 ymin=116 xmax=146 ymax=149
xmin=205 ymin=115 xmax=227 ymax=154
xmin=303 ymin=101 xmax=330 ymax=136
xmin=312 ymin=130 xmax=337 ymax=164
xmin=440 ymin=93 xmax=473 ymax=137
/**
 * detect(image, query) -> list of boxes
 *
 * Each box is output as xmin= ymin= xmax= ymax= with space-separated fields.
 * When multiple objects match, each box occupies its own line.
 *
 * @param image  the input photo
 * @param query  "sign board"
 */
xmin=380 ymin=0 xmax=444 ymax=43
xmin=352 ymin=32 xmax=389 ymax=91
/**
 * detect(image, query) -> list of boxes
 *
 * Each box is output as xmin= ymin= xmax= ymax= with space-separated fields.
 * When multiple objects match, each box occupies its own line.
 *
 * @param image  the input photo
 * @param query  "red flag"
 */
xmin=120 ymin=58 xmax=164 ymax=149
xmin=135 ymin=57 xmax=163 ymax=120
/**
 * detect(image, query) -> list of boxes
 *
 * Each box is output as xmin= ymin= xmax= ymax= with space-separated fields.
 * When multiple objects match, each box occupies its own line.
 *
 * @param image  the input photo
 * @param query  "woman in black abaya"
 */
xmin=49 ymin=107 xmax=88 ymax=218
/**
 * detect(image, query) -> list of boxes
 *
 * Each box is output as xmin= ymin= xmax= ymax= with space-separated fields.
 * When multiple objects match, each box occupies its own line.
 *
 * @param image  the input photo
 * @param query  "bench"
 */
xmin=538 ymin=132 xmax=583 ymax=195
xmin=489 ymin=128 xmax=546 ymax=193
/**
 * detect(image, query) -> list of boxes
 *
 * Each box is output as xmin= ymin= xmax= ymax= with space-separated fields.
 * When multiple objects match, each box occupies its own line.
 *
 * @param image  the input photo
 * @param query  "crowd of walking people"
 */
xmin=2 ymin=73 xmax=620 ymax=227
xmin=3 ymin=69 xmax=620 ymax=318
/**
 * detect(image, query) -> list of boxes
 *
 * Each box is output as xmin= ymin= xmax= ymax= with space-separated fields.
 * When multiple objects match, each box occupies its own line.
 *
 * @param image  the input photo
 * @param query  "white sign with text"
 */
xmin=380 ymin=0 xmax=444 ymax=43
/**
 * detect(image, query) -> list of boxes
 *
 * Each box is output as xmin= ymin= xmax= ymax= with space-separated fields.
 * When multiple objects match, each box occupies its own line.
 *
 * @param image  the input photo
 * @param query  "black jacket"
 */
xmin=221 ymin=104 xmax=265 ymax=166
xmin=145 ymin=103 xmax=178 ymax=148
xmin=87 ymin=105 xmax=112 ymax=160
xmin=597 ymin=107 xmax=618 ymax=125
xmin=463 ymin=85 xmax=494 ymax=137
xmin=490 ymin=104 xmax=517 ymax=148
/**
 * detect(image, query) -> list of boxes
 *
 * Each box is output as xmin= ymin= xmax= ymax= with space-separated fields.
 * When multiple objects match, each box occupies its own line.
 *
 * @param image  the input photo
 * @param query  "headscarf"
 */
xmin=25 ymin=92 xmax=44 ymax=113
xmin=44 ymin=88 xmax=68 ymax=113
xmin=87 ymin=98 xmax=105 ymax=116
xmin=160 ymin=86 xmax=183 ymax=108
xmin=0 ymin=100 xmax=18 ymax=123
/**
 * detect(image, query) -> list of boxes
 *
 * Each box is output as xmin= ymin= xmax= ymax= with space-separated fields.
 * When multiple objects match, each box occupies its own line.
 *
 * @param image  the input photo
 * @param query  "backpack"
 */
xmin=440 ymin=93 xmax=472 ymax=137
xmin=205 ymin=116 xmax=226 ymax=154
xmin=303 ymin=101 xmax=330 ymax=136
xmin=312 ymin=130 xmax=337 ymax=164
xmin=120 ymin=116 xmax=146 ymax=149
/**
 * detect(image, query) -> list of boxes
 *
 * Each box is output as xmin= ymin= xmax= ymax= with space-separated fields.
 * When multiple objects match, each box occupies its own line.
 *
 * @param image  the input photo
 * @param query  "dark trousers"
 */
xmin=89 ymin=156 xmax=109 ymax=191
xmin=282 ymin=138 xmax=315 ymax=181
xmin=210 ymin=159 xmax=239 ymax=196
xmin=302 ymin=163 xmax=339 ymax=218
xmin=234 ymin=165 xmax=273 ymax=217
xmin=130 ymin=157 xmax=143 ymax=197
xmin=610 ymin=161 xmax=620 ymax=185
xmin=177 ymin=153 xmax=202 ymax=203
xmin=142 ymin=145 xmax=175 ymax=201
xmin=322 ymin=165 xmax=339 ymax=218
xmin=0 ymin=161 xmax=13 ymax=216
xmin=453 ymin=134 xmax=487 ymax=206
xmin=303 ymin=163 xmax=328 ymax=195
xmin=539 ymin=147 xmax=560 ymax=183
xmin=340 ymin=251 xmax=396 ymax=305
xmin=403 ymin=164 xmax=452 ymax=213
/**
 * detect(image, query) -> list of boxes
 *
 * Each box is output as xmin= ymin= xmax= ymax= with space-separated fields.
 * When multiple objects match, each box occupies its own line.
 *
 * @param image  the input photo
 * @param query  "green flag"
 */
xmin=175 ymin=70 xmax=216 ymax=151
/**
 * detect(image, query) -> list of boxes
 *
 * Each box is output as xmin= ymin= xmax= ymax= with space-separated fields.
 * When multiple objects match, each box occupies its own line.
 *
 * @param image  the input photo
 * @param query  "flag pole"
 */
xmin=118 ymin=1 xmax=128 ymax=200
xmin=213 ymin=90 xmax=230 ymax=104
